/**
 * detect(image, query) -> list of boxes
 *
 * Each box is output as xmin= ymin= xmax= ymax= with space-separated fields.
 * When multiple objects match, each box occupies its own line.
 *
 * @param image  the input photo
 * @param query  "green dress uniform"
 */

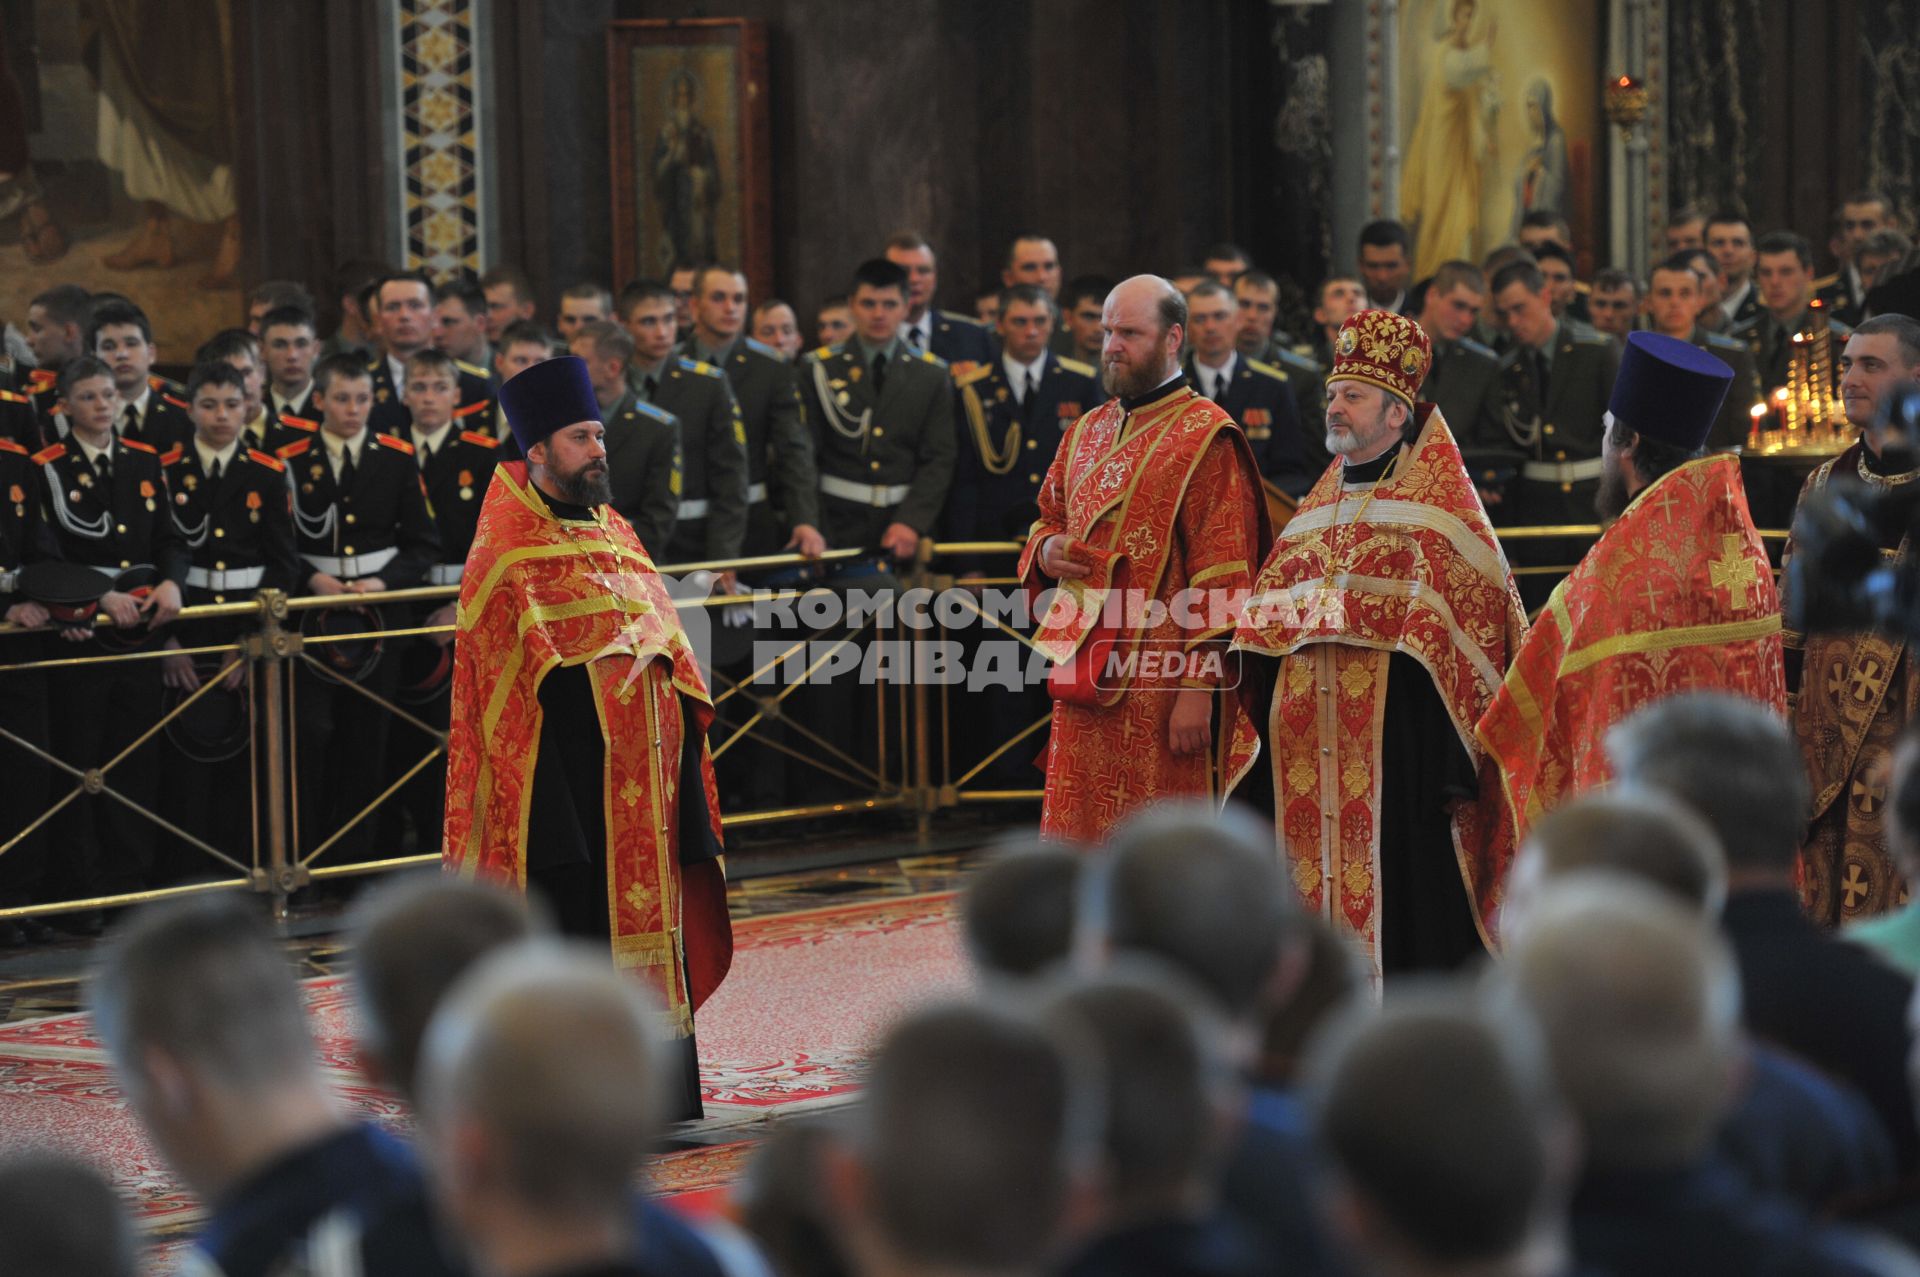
xmin=601 ymin=389 xmax=683 ymax=560
xmin=640 ymin=355 xmax=749 ymax=567
xmin=1730 ymin=306 xmax=1855 ymax=399
xmin=684 ymin=335 xmax=819 ymax=557
xmin=363 ymin=353 xmax=495 ymax=436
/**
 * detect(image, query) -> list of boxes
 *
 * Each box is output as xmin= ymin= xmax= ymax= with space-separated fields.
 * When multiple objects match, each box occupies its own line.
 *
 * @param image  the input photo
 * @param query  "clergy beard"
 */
xmin=1102 ymin=354 xmax=1174 ymax=401
xmin=1594 ymin=451 xmax=1631 ymax=521
xmin=552 ymin=455 xmax=612 ymax=507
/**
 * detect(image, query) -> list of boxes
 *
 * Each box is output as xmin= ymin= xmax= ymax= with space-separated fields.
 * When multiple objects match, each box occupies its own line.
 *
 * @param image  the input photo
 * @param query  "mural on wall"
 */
xmin=608 ymin=19 xmax=772 ymax=297
xmin=0 ymin=0 xmax=243 ymax=361
xmin=1397 ymin=0 xmax=1601 ymax=274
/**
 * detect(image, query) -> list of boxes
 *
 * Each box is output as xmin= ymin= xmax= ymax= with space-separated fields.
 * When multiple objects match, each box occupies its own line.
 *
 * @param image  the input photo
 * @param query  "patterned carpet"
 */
xmin=0 ymin=887 xmax=969 ymax=1248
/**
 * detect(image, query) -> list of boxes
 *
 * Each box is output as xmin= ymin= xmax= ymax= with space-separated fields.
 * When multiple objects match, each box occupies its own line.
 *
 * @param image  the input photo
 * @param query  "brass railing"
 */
xmin=0 ymin=523 xmax=1793 ymax=921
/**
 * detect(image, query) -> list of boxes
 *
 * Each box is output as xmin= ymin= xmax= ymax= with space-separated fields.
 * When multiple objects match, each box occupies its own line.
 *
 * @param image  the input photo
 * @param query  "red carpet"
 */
xmin=0 ymin=889 xmax=967 ymax=1239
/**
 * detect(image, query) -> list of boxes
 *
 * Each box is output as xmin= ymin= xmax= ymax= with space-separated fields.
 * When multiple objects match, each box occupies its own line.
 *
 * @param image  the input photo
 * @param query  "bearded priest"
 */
xmin=442 ymin=354 xmax=731 ymax=1122
xmin=1478 ymin=331 xmax=1785 ymax=850
xmin=1227 ymin=310 xmax=1527 ymax=981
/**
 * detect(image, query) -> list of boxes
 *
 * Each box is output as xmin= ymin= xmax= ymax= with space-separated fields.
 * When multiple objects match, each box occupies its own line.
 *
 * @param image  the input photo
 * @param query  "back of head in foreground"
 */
xmin=962 ymin=835 xmax=1085 ymax=981
xmin=825 ymin=1000 xmax=1101 ymax=1277
xmin=0 ymin=1153 xmax=138 ymax=1277
xmin=1078 ymin=801 xmax=1304 ymax=1023
xmin=347 ymin=871 xmax=547 ymax=1102
xmin=1485 ymin=875 xmax=1743 ymax=1173
xmin=1604 ymin=692 xmax=1807 ymax=878
xmin=1303 ymin=983 xmax=1573 ymax=1272
xmin=1503 ymin=789 xmax=1728 ymax=941
xmin=415 ymin=940 xmax=666 ymax=1256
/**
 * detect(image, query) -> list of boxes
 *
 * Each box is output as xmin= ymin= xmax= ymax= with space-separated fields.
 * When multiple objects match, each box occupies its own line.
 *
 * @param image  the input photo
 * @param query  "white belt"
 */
xmin=427 ymin=562 xmax=465 ymax=585
xmin=747 ymin=481 xmax=768 ymax=505
xmin=678 ymin=498 xmax=710 ymax=520
xmin=1521 ymin=458 xmax=1605 ymax=484
xmin=186 ymin=565 xmax=266 ymax=591
xmin=820 ymin=475 xmax=911 ymax=507
xmin=304 ymin=546 xmax=400 ymax=579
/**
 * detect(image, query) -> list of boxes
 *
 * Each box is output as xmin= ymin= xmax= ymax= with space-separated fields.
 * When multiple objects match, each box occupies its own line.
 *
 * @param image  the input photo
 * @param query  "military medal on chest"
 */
xmin=140 ymin=479 xmax=156 ymax=512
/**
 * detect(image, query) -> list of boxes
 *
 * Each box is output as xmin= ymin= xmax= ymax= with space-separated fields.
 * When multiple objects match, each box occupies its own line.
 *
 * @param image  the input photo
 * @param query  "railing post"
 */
xmin=909 ymin=539 xmax=936 ymax=845
xmin=251 ymin=589 xmax=300 ymax=920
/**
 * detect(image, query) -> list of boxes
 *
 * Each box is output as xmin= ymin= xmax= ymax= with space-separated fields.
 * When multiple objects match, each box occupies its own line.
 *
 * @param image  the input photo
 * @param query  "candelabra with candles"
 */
xmin=1747 ymin=298 xmax=1850 ymax=455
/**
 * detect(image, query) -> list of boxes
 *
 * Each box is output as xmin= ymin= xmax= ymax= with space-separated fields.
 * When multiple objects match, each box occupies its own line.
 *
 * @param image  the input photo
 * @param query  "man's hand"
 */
xmin=1040 ymin=535 xmax=1091 ymax=580
xmin=1476 ymin=486 xmax=1504 ymax=507
xmin=3 ymin=601 xmax=48 ymax=629
xmin=309 ymin=572 xmax=347 ymax=596
xmin=161 ymin=638 xmax=200 ymax=691
xmin=785 ymin=523 xmax=827 ymax=558
xmin=142 ymin=579 xmax=182 ymax=627
xmin=348 ymin=576 xmax=386 ymax=595
xmin=425 ymin=602 xmax=458 ymax=648
xmin=881 ymin=522 xmax=919 ymax=560
xmin=1168 ymin=687 xmax=1213 ymax=755
xmin=98 ymin=590 xmax=141 ymax=629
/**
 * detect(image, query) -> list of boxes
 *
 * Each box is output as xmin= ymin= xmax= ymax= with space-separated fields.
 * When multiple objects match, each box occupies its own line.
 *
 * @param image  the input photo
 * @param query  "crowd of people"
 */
xmin=6 ymin=709 xmax=1920 ymax=1275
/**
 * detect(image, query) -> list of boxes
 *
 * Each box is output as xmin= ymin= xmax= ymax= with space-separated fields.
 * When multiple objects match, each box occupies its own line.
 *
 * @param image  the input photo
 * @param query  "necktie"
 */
xmin=95 ymin=451 xmax=112 ymax=485
xmin=1213 ymin=372 xmax=1228 ymax=402
xmin=338 ymin=444 xmax=357 ymax=488
xmin=1026 ymin=370 xmax=1039 ymax=405
xmin=643 ymin=374 xmax=659 ymax=401
xmin=1532 ymin=349 xmax=1551 ymax=404
xmin=417 ymin=441 xmax=433 ymax=472
xmin=121 ymin=405 xmax=138 ymax=438
xmin=208 ymin=457 xmax=224 ymax=484
xmin=872 ymin=352 xmax=887 ymax=396
xmin=907 ymin=327 xmax=924 ymax=349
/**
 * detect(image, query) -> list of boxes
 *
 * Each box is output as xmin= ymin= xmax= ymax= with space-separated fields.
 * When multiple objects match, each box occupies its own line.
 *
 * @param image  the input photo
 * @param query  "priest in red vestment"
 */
xmin=1020 ymin=275 xmax=1269 ymax=843
xmin=1478 ymin=331 xmax=1785 ymax=855
xmin=443 ymin=355 xmax=731 ymax=1120
xmin=1227 ymin=309 xmax=1527 ymax=980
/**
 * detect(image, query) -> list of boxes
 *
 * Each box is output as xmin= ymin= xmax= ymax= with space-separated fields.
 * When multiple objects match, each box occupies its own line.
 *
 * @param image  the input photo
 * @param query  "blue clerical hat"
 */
xmin=1608 ymin=331 xmax=1734 ymax=452
xmin=499 ymin=356 xmax=602 ymax=455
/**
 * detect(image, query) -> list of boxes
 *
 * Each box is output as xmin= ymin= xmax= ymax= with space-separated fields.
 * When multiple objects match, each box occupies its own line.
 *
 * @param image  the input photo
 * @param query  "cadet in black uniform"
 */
xmin=682 ymin=265 xmax=824 ymax=561
xmin=260 ymin=305 xmax=322 ymax=426
xmin=389 ymin=347 xmax=502 ymax=850
xmin=885 ymin=230 xmax=996 ymax=370
xmin=1183 ymin=280 xmax=1314 ymax=498
xmin=156 ymin=361 xmax=300 ymax=876
xmin=363 ymin=272 xmax=495 ymax=437
xmin=278 ymin=352 xmax=441 ymax=865
xmin=612 ymin=286 xmax=748 ymax=567
xmin=88 ymin=299 xmax=193 ymax=452
xmin=1488 ymin=258 xmax=1621 ymax=606
xmin=0 ymin=432 xmax=57 ymax=934
xmin=797 ymin=259 xmax=957 ymax=565
xmin=35 ymin=356 xmax=188 ymax=910
xmin=569 ymin=320 xmax=682 ymax=558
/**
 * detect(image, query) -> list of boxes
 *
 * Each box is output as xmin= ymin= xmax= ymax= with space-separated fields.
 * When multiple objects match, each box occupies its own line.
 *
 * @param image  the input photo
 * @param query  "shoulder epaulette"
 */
xmin=0 ymin=438 xmax=27 ymax=456
xmin=1574 ymin=280 xmax=1592 ymax=295
xmin=1272 ymin=348 xmax=1323 ymax=375
xmin=635 ymin=400 xmax=675 ymax=425
xmin=1812 ymin=272 xmax=1840 ymax=289
xmin=455 ymin=359 xmax=490 ymax=379
xmin=808 ymin=344 xmax=842 ymax=361
xmin=1458 ymin=337 xmax=1497 ymax=360
xmin=120 ymin=437 xmax=157 ymax=455
xmin=938 ymin=309 xmax=986 ymax=329
xmin=0 ymin=389 xmax=27 ymax=404
xmin=916 ymin=349 xmax=949 ymax=368
xmin=955 ymin=362 xmax=995 ymax=388
xmin=276 ymin=438 xmax=312 ymax=460
xmin=459 ymin=430 xmax=501 ymax=449
xmin=161 ymin=392 xmax=189 ymax=410
xmin=1728 ymin=315 xmax=1762 ymax=337
xmin=743 ymin=336 xmax=779 ymax=358
xmin=32 ymin=442 xmax=65 ymax=465
xmin=1573 ymin=332 xmax=1613 ymax=346
xmin=365 ymin=355 xmax=385 ymax=371
xmin=375 ymin=432 xmax=414 ymax=454
xmin=452 ymin=399 xmax=491 ymax=419
xmin=26 ymin=368 xmax=56 ymax=388
xmin=247 ymin=448 xmax=286 ymax=472
xmin=1246 ymin=359 xmax=1289 ymax=382
xmin=1705 ymin=332 xmax=1744 ymax=351
xmin=1055 ymin=356 xmax=1097 ymax=378
xmin=278 ymin=413 xmax=319 ymax=433
xmin=161 ymin=445 xmax=185 ymax=465
xmin=676 ymin=356 xmax=726 ymax=379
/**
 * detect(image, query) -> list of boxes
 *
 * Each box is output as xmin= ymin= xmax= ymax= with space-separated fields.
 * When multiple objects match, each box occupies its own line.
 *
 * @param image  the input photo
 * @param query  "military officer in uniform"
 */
xmin=387 ymin=347 xmax=503 ymax=851
xmin=885 ymin=230 xmax=996 ymax=372
xmin=363 ymin=271 xmax=494 ymax=437
xmin=23 ymin=284 xmax=88 ymax=439
xmin=156 ymin=361 xmax=299 ymax=876
xmin=88 ymin=299 xmax=193 ymax=452
xmin=949 ymin=284 xmax=1100 ymax=554
xmin=1705 ymin=212 xmax=1762 ymax=331
xmin=35 ymin=355 xmax=187 ymax=907
xmin=1644 ymin=256 xmax=1765 ymax=450
xmin=797 ymin=259 xmax=957 ymax=564
xmin=569 ymin=320 xmax=682 ymax=558
xmin=1815 ymin=191 xmax=1898 ymax=326
xmin=682 ymin=265 xmax=825 ymax=560
xmin=1415 ymin=261 xmax=1507 ymax=457
xmin=1183 ymin=280 xmax=1313 ymax=498
xmin=1732 ymin=231 xmax=1853 ymax=397
xmin=1488 ymin=257 xmax=1620 ymax=605
xmin=610 ymin=287 xmax=749 ymax=567
xmin=278 ymin=351 xmax=441 ymax=864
